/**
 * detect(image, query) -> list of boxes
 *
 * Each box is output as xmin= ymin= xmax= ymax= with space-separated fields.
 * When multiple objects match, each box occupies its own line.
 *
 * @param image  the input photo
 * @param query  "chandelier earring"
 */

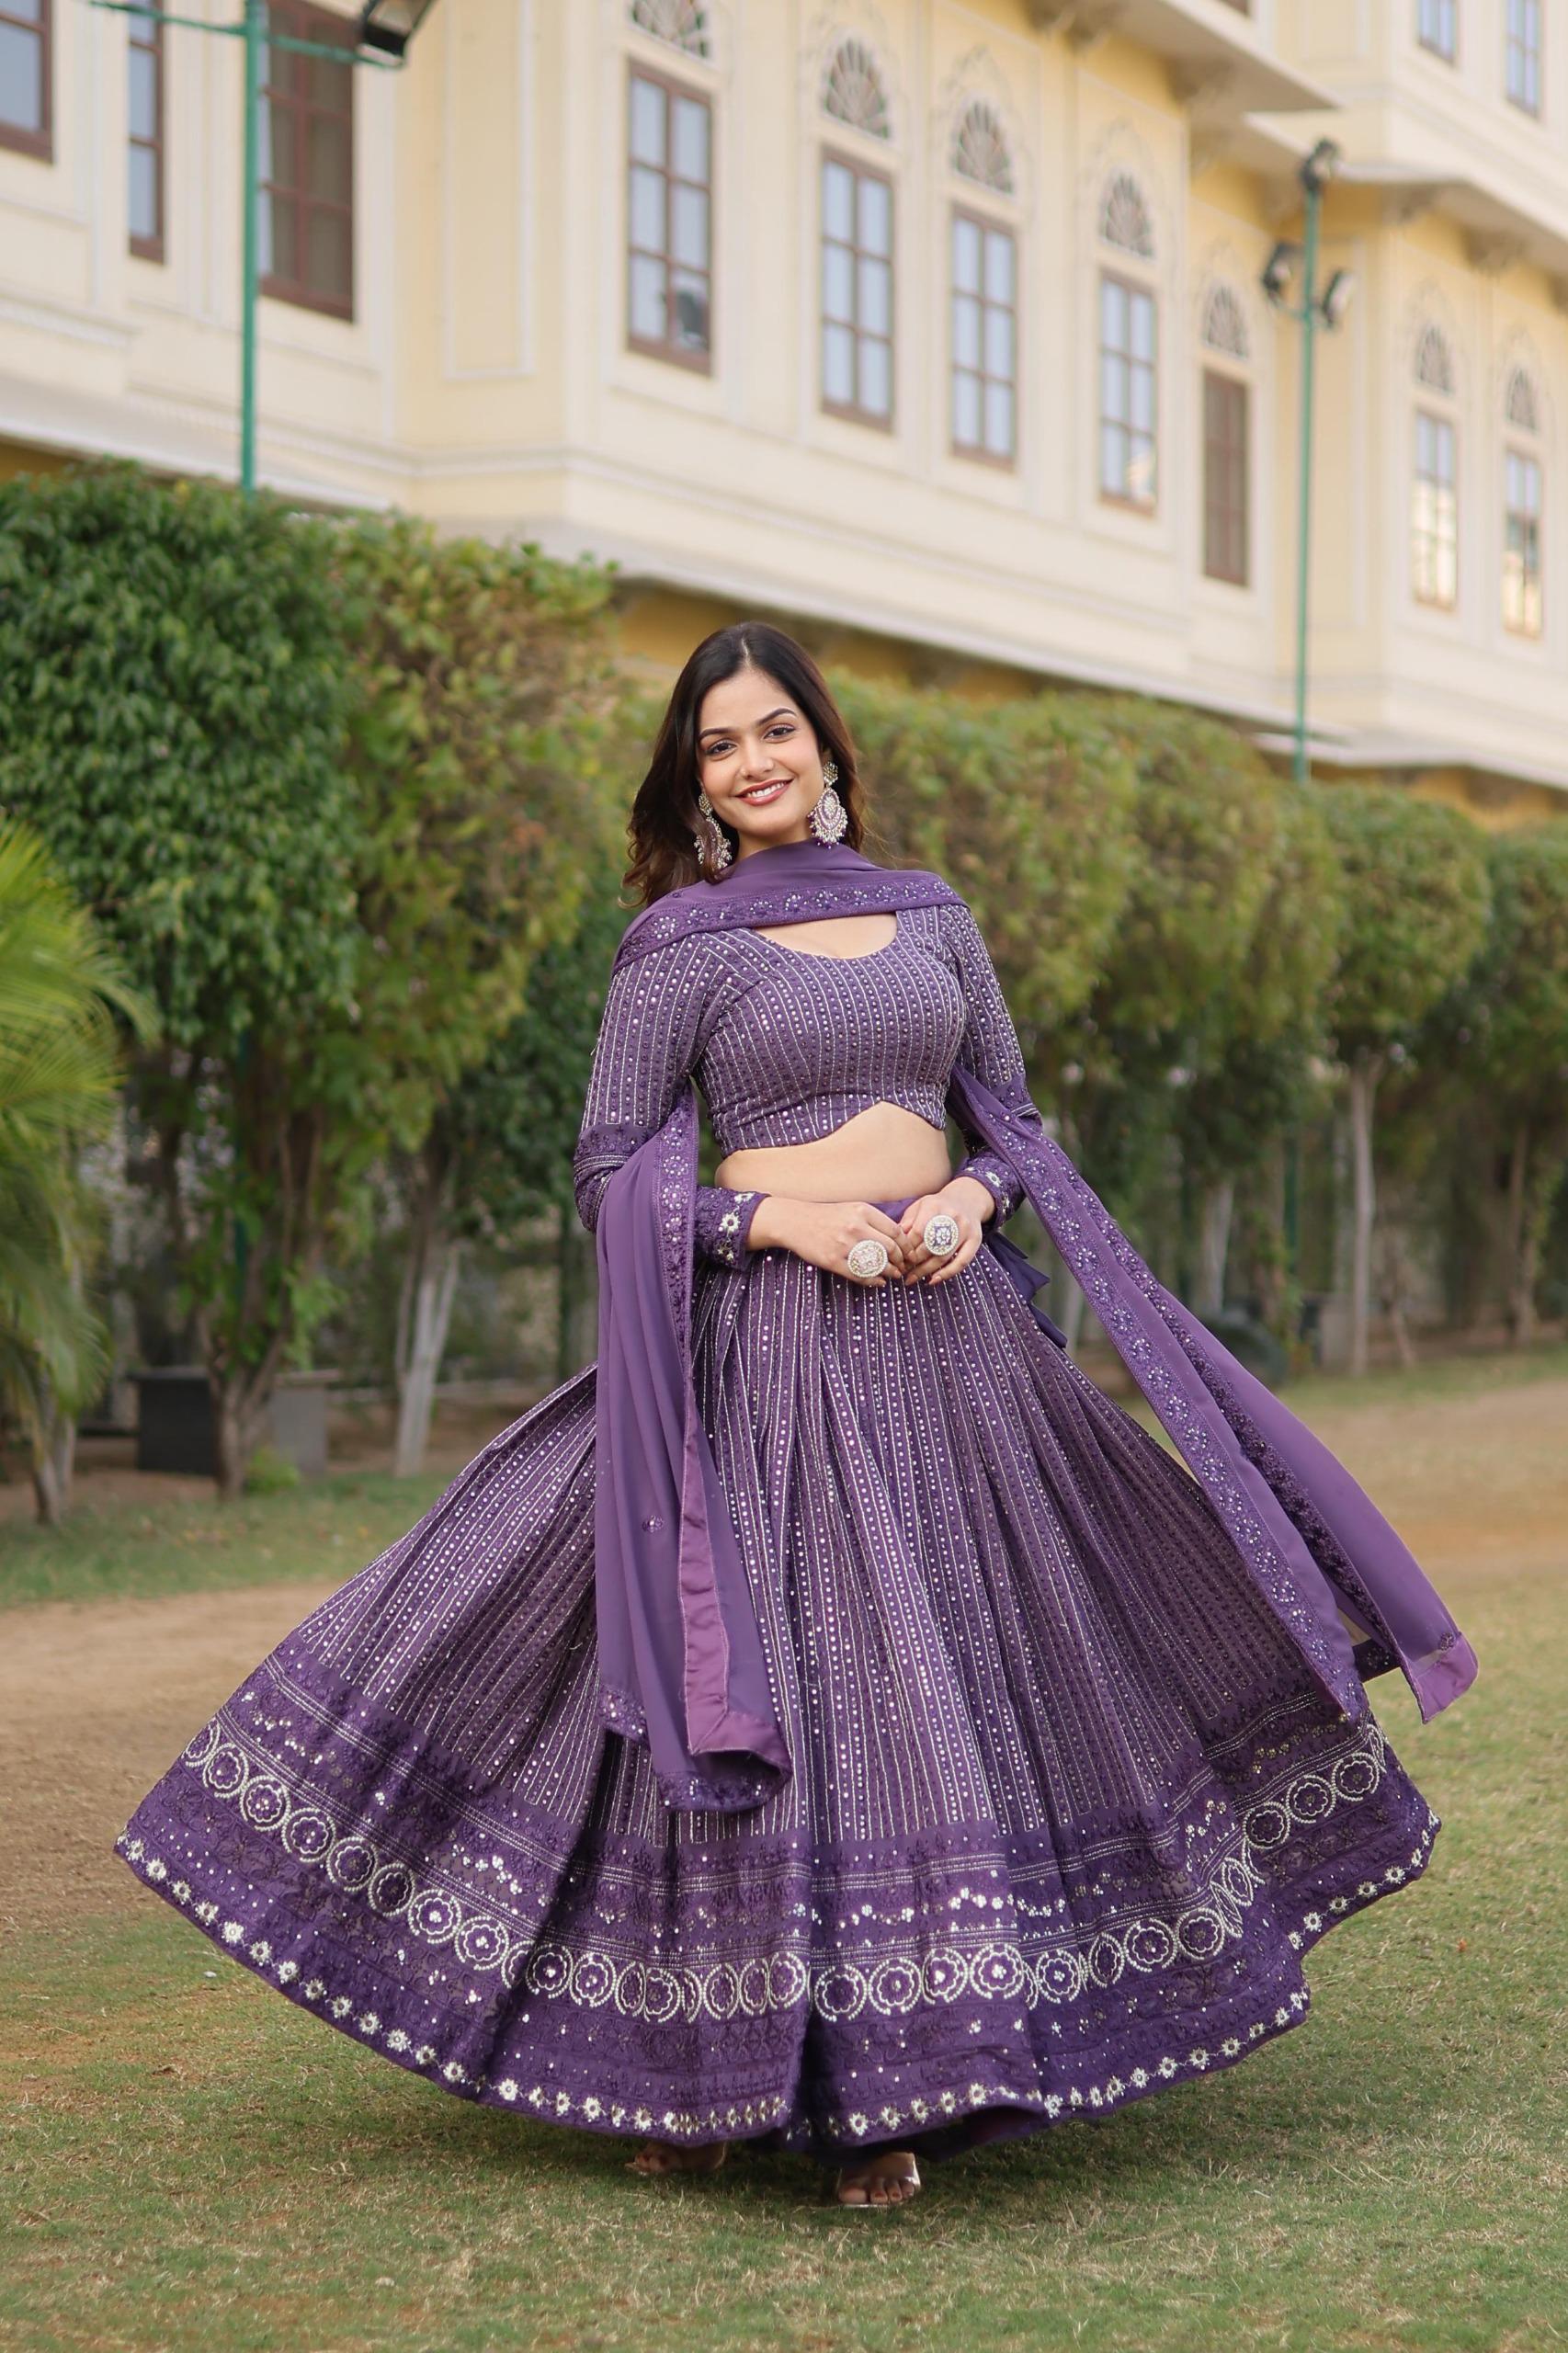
xmin=692 ymin=786 xmax=733 ymax=874
xmin=807 ymin=757 xmax=848 ymax=847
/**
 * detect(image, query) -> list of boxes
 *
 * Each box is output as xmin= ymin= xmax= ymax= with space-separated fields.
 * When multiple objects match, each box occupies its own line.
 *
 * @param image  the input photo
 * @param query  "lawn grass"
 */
xmin=4 ymin=1565 xmax=1564 ymax=2347
xmin=0 ymin=1468 xmax=449 ymax=1614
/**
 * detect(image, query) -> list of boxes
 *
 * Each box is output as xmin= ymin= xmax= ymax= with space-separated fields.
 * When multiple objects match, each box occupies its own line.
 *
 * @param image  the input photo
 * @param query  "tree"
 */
xmin=1317 ymin=786 xmax=1491 ymax=1375
xmin=0 ymin=823 xmax=153 ymax=1522
xmin=329 ymin=517 xmax=623 ymax=1475
xmin=1461 ymin=827 xmax=1568 ymax=1346
xmin=0 ymin=464 xmax=360 ymax=1495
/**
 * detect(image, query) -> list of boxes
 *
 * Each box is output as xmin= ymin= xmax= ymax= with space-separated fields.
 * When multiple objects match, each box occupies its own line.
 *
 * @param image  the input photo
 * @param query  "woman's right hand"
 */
xmin=746 ymin=1197 xmax=912 ymax=1286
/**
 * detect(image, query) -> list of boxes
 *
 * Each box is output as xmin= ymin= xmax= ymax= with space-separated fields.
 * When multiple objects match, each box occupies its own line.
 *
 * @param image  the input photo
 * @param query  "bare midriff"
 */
xmin=714 ymin=1099 xmax=955 ymax=1205
xmin=711 ymin=914 xmax=955 ymax=1205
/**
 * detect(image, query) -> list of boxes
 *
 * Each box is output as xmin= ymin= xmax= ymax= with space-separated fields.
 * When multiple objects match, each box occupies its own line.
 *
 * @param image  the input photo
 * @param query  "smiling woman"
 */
xmin=117 ymin=620 xmax=1474 ymax=2219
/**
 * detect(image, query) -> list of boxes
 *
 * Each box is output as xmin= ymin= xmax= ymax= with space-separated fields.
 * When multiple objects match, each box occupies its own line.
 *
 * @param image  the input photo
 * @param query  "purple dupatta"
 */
xmin=592 ymin=839 xmax=1477 ymax=1814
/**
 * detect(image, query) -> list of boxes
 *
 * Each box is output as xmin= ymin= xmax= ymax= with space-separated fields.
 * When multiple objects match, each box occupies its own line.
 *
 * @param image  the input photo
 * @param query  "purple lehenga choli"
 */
xmin=118 ymin=838 xmax=1475 ymax=2164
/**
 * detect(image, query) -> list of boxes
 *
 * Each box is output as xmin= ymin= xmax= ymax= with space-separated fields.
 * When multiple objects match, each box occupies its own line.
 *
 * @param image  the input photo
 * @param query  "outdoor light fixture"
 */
xmin=357 ymin=0 xmax=438 ymax=58
xmin=1300 ymin=136 xmax=1342 ymax=197
xmin=1261 ymin=241 xmax=1299 ymax=304
xmin=1321 ymin=267 xmax=1358 ymax=328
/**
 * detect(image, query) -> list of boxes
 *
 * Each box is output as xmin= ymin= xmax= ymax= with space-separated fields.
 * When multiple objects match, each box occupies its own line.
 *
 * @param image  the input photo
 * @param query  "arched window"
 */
xmin=1099 ymin=171 xmax=1154 ymax=260
xmin=629 ymin=0 xmax=710 ymax=58
xmin=1200 ymin=283 xmax=1250 ymax=584
xmin=951 ymin=98 xmax=1013 ymax=194
xmin=823 ymin=37 xmax=890 ymax=138
xmin=1412 ymin=325 xmax=1458 ymax=608
xmin=1503 ymin=366 xmax=1543 ymax=636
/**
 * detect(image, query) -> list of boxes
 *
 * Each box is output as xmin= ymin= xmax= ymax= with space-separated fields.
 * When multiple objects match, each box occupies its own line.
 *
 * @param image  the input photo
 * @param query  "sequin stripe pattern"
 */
xmin=116 ymin=1802 xmax=1439 ymax=2148
xmin=153 ymin=1697 xmax=1404 ymax=2022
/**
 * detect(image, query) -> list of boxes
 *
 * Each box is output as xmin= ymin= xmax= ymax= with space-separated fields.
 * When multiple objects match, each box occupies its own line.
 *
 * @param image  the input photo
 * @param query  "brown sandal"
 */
xmin=627 ymin=2137 xmax=730 ymax=2178
xmin=833 ymin=2150 xmax=922 ymax=2208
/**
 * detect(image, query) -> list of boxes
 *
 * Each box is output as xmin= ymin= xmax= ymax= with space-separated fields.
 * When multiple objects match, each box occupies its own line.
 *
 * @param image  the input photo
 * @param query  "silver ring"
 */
xmin=846 ymin=1236 xmax=890 ymax=1282
xmin=922 ymin=1211 xmax=960 ymax=1258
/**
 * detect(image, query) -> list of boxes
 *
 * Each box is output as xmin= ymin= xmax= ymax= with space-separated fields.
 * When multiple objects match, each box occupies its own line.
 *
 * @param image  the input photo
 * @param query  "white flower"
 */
xmin=146 ymin=1859 xmax=168 ymax=1882
xmin=583 ymin=2097 xmax=601 ymax=2120
xmin=1158 ymin=2057 xmax=1176 ymax=2078
xmin=633 ymin=2108 xmax=653 ymax=2131
xmin=556 ymin=2092 xmax=572 ymax=2114
xmin=195 ymin=1902 xmax=218 ymax=1926
xmin=1221 ymin=2038 xmax=1240 ymax=2057
xmin=498 ymin=2080 xmax=518 ymax=2101
xmin=222 ymin=1922 xmax=244 ymax=1945
xmin=847 ymin=2112 xmax=869 ymax=2135
xmin=357 ymin=2012 xmax=381 ymax=2035
xmin=1131 ymin=2068 xmax=1148 ymax=2088
xmin=249 ymin=1940 xmax=271 ymax=1965
xmin=442 ymin=2061 xmax=467 ymax=2084
xmin=277 ymin=1961 xmax=299 ymax=1984
xmin=386 ymin=2029 xmax=409 ymax=2052
xmin=330 ymin=1996 xmax=352 ymax=2019
xmin=415 ymin=2044 xmax=437 ymax=2066
xmin=303 ymin=1979 xmax=325 ymax=2002
xmin=1188 ymin=2049 xmax=1209 ymax=2069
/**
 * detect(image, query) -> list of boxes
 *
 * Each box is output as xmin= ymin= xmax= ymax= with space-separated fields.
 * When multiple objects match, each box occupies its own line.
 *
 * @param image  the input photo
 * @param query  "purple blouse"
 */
xmin=573 ymin=898 xmax=1033 ymax=1267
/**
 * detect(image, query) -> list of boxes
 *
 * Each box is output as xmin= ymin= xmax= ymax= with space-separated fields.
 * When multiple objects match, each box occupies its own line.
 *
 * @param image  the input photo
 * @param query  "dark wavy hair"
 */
xmin=623 ymin=621 xmax=868 ymax=907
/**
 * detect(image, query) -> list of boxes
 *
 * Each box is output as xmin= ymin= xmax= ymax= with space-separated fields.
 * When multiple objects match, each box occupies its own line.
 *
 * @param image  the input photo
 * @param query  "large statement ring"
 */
xmin=922 ymin=1211 xmax=961 ymax=1257
xmin=846 ymin=1236 xmax=890 ymax=1282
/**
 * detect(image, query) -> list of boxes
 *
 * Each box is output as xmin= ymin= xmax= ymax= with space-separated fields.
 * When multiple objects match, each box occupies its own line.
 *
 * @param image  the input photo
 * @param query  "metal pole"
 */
xmin=1292 ymin=175 xmax=1322 ymax=790
xmin=239 ymin=0 xmax=264 ymax=494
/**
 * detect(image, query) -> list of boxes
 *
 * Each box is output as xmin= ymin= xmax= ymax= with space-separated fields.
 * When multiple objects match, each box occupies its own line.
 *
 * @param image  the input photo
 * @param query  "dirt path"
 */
xmin=4 ymin=1376 xmax=1563 ymax=1947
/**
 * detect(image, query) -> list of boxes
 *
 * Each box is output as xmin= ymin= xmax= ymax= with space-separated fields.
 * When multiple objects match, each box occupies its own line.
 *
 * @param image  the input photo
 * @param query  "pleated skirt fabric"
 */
xmin=118 ymin=1223 xmax=1440 ymax=2164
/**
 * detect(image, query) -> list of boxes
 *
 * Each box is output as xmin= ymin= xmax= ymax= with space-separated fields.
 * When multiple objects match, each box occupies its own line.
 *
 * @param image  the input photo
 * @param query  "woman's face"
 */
xmin=694 ymin=666 xmax=828 ymax=856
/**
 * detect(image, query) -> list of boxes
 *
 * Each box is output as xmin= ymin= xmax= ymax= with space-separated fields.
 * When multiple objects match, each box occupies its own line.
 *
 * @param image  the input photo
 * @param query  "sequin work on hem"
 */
xmin=118 ymin=1230 xmax=1441 ymax=2162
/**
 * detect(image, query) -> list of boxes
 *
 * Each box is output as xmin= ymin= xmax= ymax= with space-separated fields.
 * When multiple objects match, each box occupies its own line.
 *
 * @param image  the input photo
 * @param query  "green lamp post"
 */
xmin=1261 ymin=137 xmax=1357 ymax=790
xmin=88 ymin=0 xmax=439 ymax=493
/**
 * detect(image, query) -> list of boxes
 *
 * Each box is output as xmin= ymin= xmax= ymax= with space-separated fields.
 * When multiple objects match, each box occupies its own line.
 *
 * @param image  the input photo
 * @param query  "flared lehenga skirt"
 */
xmin=118 ymin=1215 xmax=1441 ymax=2163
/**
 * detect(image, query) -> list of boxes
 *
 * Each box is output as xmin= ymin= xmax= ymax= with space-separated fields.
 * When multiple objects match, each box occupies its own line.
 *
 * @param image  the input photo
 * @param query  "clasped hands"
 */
xmin=745 ymin=1176 xmax=994 ymax=1288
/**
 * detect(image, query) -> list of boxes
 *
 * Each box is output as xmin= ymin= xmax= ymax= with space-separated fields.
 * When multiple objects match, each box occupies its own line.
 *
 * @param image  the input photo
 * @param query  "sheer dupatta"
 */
xmin=589 ymin=839 xmax=1477 ymax=1816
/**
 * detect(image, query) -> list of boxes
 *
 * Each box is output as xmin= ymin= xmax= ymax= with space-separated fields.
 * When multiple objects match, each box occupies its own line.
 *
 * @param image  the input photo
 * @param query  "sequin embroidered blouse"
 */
xmin=573 ymin=898 xmax=1043 ymax=1267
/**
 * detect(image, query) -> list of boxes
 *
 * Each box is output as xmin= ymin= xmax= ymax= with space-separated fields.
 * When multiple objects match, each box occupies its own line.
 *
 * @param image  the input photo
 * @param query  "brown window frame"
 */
xmin=258 ymin=0 xmax=355 ymax=323
xmin=624 ymin=59 xmax=714 ymax=375
xmin=1503 ymin=442 xmax=1543 ymax=637
xmin=1202 ymin=366 xmax=1250 ymax=587
xmin=1097 ymin=267 xmax=1158 ymax=514
xmin=1412 ymin=405 xmax=1459 ymax=609
xmin=819 ymin=145 xmax=895 ymax=432
xmin=128 ymin=6 xmax=165 ymax=262
xmin=0 ymin=0 xmax=51 ymax=161
xmin=950 ymin=203 xmax=1017 ymax=471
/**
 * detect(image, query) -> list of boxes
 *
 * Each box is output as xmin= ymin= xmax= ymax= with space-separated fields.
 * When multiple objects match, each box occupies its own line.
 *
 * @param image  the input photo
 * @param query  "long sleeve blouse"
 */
xmin=572 ymin=897 xmax=1044 ymax=1267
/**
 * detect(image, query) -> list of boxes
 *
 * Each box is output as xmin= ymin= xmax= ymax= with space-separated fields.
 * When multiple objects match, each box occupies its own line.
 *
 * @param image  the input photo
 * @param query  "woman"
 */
xmin=119 ymin=623 xmax=1475 ymax=2212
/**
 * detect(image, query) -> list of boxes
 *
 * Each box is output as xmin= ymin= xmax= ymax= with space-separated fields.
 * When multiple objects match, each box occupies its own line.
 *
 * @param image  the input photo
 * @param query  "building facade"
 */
xmin=2 ymin=0 xmax=1565 ymax=819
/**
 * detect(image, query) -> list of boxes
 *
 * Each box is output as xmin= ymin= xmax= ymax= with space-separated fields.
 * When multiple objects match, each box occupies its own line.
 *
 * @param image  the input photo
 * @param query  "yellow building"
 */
xmin=2 ymin=0 xmax=1565 ymax=818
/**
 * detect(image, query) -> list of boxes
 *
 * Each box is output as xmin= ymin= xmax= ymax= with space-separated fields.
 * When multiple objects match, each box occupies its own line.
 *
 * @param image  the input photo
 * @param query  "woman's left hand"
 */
xmin=896 ymin=1178 xmax=991 ymax=1286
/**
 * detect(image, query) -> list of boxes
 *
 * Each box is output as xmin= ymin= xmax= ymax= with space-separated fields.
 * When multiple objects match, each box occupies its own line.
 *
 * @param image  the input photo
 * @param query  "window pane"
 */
xmin=630 ymin=163 xmax=665 ymax=252
xmin=266 ymin=194 xmax=299 ymax=282
xmin=307 ymin=116 xmax=351 ymax=204
xmin=822 ymin=157 xmax=854 ymax=242
xmin=0 ymin=21 xmax=43 ymax=130
xmin=630 ymin=74 xmax=665 ymax=165
xmin=1098 ymin=274 xmax=1123 ymax=346
xmin=670 ymin=180 xmax=708 ymax=268
xmin=984 ymin=380 xmax=1014 ymax=458
xmin=859 ymin=335 xmax=891 ymax=416
xmin=306 ymin=205 xmax=351 ymax=302
xmin=1131 ymin=361 xmax=1154 ymax=433
xmin=823 ymin=319 xmax=855 ymax=404
xmin=953 ymin=290 xmax=981 ymax=369
xmin=858 ymin=252 xmax=890 ymax=336
xmin=1100 ymin=350 xmax=1127 ymax=426
xmin=130 ymin=45 xmax=157 ymax=140
xmin=1100 ymin=420 xmax=1125 ymax=496
xmin=262 ymin=100 xmax=296 ymax=189
xmin=1130 ymin=289 xmax=1155 ymax=362
xmin=129 ymin=145 xmax=158 ymax=242
xmin=669 ymin=268 xmax=709 ymax=348
xmin=8 ymin=0 xmax=43 ymax=18
xmin=821 ymin=240 xmax=853 ymax=324
xmin=671 ymin=94 xmax=708 ymax=183
xmin=953 ymin=369 xmax=981 ymax=447
xmin=629 ymin=252 xmax=665 ymax=339
xmin=983 ymin=303 xmax=1014 ymax=380
xmin=1129 ymin=433 xmax=1156 ymax=503
xmin=983 ymin=229 xmax=1014 ymax=304
xmin=857 ymin=173 xmax=891 ymax=256
xmin=952 ymin=214 xmax=981 ymax=294
xmin=307 ymin=51 xmax=350 ymax=108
